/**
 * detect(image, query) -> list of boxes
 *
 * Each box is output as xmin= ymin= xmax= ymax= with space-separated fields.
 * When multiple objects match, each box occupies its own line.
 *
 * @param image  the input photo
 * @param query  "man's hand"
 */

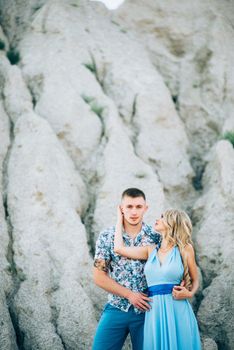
xmin=172 ymin=286 xmax=192 ymax=300
xmin=127 ymin=291 xmax=152 ymax=311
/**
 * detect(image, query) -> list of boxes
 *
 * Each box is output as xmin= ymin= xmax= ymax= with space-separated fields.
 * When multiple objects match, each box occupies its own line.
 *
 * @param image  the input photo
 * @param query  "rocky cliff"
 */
xmin=0 ymin=0 xmax=233 ymax=349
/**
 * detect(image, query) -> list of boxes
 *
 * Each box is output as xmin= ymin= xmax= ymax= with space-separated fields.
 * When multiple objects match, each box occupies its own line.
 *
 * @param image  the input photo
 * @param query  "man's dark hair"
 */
xmin=121 ymin=188 xmax=146 ymax=200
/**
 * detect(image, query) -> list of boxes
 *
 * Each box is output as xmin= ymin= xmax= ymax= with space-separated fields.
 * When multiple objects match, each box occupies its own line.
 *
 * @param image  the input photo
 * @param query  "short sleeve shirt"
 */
xmin=94 ymin=223 xmax=161 ymax=313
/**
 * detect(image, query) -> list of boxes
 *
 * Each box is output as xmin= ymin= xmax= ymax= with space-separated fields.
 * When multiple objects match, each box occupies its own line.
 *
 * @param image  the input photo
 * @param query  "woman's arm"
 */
xmin=114 ymin=206 xmax=152 ymax=260
xmin=186 ymin=244 xmax=199 ymax=296
xmin=173 ymin=244 xmax=199 ymax=299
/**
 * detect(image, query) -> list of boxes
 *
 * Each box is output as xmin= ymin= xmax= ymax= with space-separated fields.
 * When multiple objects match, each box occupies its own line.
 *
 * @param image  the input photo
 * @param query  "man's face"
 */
xmin=121 ymin=196 xmax=148 ymax=226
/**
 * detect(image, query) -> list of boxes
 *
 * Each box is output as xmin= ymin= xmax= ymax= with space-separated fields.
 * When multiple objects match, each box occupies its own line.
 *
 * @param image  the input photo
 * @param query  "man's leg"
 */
xmin=128 ymin=307 xmax=145 ymax=350
xmin=92 ymin=304 xmax=129 ymax=350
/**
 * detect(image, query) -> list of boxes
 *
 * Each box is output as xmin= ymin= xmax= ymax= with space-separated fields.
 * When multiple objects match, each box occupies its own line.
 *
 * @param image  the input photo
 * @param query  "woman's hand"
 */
xmin=172 ymin=285 xmax=193 ymax=300
xmin=114 ymin=206 xmax=149 ymax=260
xmin=116 ymin=205 xmax=124 ymax=227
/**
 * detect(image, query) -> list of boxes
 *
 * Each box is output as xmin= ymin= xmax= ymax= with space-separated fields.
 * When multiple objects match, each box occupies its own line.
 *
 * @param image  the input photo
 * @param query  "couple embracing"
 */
xmin=92 ymin=188 xmax=201 ymax=350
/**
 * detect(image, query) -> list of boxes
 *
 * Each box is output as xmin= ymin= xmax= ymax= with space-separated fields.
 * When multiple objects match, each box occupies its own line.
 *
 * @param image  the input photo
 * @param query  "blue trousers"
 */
xmin=92 ymin=304 xmax=145 ymax=350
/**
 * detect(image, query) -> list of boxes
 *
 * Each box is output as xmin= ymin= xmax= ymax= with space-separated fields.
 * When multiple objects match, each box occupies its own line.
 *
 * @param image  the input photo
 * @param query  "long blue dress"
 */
xmin=143 ymin=246 xmax=201 ymax=350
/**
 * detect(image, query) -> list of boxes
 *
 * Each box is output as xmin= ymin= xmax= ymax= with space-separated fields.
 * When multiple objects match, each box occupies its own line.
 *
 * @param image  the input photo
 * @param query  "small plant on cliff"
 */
xmin=7 ymin=48 xmax=20 ymax=65
xmin=71 ymin=1 xmax=79 ymax=7
xmin=84 ymin=62 xmax=96 ymax=74
xmin=81 ymin=95 xmax=95 ymax=104
xmin=91 ymin=101 xmax=104 ymax=118
xmin=221 ymin=131 xmax=234 ymax=147
xmin=0 ymin=39 xmax=5 ymax=50
xmin=81 ymin=94 xmax=104 ymax=118
xmin=83 ymin=53 xmax=102 ymax=86
xmin=83 ymin=56 xmax=97 ymax=75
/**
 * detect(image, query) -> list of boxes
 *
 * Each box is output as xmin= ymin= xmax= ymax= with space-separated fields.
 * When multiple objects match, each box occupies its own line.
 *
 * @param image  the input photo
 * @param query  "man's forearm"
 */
xmin=93 ymin=267 xmax=152 ymax=311
xmin=93 ymin=268 xmax=130 ymax=299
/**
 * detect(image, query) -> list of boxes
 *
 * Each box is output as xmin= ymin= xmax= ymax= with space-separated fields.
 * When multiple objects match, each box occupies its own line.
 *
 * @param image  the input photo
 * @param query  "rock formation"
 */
xmin=0 ymin=0 xmax=233 ymax=349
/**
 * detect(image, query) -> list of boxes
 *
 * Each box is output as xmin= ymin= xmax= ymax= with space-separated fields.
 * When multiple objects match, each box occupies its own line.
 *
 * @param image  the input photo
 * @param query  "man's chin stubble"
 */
xmin=128 ymin=221 xmax=142 ymax=226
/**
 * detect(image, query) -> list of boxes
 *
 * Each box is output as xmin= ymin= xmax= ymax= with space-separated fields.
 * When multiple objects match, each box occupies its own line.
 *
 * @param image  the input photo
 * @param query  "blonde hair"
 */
xmin=163 ymin=209 xmax=193 ymax=290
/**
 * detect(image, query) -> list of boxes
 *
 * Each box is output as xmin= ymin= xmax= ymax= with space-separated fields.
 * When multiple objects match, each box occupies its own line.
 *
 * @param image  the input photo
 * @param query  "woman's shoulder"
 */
xmin=183 ymin=243 xmax=195 ymax=258
xmin=146 ymin=244 xmax=157 ymax=259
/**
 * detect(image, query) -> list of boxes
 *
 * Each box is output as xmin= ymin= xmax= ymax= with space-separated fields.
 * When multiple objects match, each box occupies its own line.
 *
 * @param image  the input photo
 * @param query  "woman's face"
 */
xmin=154 ymin=214 xmax=167 ymax=233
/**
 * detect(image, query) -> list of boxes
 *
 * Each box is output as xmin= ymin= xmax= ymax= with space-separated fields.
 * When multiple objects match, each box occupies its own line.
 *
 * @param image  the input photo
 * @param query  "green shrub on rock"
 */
xmin=7 ymin=48 xmax=20 ymax=65
xmin=221 ymin=131 xmax=234 ymax=147
xmin=0 ymin=39 xmax=5 ymax=50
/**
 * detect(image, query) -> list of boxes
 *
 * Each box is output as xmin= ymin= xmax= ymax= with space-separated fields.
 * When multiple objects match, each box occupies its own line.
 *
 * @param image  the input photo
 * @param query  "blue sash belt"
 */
xmin=148 ymin=284 xmax=175 ymax=296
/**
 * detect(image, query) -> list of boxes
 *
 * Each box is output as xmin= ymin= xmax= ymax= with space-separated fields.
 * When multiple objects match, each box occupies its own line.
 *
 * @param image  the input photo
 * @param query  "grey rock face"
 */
xmin=201 ymin=337 xmax=218 ymax=350
xmin=0 ymin=95 xmax=18 ymax=350
xmin=7 ymin=111 xmax=97 ymax=349
xmin=0 ymin=99 xmax=12 ymax=294
xmin=0 ymin=1 xmax=233 ymax=349
xmin=114 ymin=0 xmax=234 ymax=184
xmin=0 ymin=290 xmax=18 ymax=350
xmin=194 ymin=141 xmax=234 ymax=349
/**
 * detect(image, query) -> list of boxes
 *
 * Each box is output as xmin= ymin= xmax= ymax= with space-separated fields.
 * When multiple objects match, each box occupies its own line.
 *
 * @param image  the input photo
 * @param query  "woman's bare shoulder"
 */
xmin=184 ymin=243 xmax=195 ymax=257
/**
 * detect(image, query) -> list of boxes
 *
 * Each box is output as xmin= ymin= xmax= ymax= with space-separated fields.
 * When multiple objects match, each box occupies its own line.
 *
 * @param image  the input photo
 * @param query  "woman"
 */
xmin=114 ymin=208 xmax=201 ymax=350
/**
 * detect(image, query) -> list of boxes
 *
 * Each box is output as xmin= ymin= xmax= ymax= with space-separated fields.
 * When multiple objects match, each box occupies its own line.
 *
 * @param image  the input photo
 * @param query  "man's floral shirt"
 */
xmin=94 ymin=223 xmax=161 ymax=313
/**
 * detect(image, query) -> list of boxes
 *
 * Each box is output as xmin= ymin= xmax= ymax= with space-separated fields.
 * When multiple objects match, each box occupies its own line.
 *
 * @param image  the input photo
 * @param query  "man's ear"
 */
xmin=145 ymin=204 xmax=148 ymax=212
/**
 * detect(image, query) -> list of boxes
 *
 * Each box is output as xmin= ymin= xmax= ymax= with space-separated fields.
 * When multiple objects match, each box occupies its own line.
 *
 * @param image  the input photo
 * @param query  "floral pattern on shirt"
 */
xmin=94 ymin=223 xmax=161 ymax=313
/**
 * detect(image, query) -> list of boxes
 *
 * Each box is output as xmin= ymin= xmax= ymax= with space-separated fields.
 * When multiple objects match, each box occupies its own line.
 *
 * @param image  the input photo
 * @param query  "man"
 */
xmin=92 ymin=188 xmax=161 ymax=350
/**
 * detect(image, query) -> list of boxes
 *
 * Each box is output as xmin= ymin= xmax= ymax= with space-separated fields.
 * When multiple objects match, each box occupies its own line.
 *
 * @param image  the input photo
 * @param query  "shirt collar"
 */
xmin=122 ymin=222 xmax=148 ymax=241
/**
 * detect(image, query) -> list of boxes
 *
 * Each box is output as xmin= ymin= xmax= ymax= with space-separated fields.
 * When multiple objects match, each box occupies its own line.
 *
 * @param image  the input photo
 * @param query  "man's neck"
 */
xmin=123 ymin=221 xmax=143 ymax=238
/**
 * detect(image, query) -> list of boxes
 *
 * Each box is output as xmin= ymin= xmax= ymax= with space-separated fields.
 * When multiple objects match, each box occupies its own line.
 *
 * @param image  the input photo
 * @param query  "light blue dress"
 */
xmin=143 ymin=246 xmax=201 ymax=350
